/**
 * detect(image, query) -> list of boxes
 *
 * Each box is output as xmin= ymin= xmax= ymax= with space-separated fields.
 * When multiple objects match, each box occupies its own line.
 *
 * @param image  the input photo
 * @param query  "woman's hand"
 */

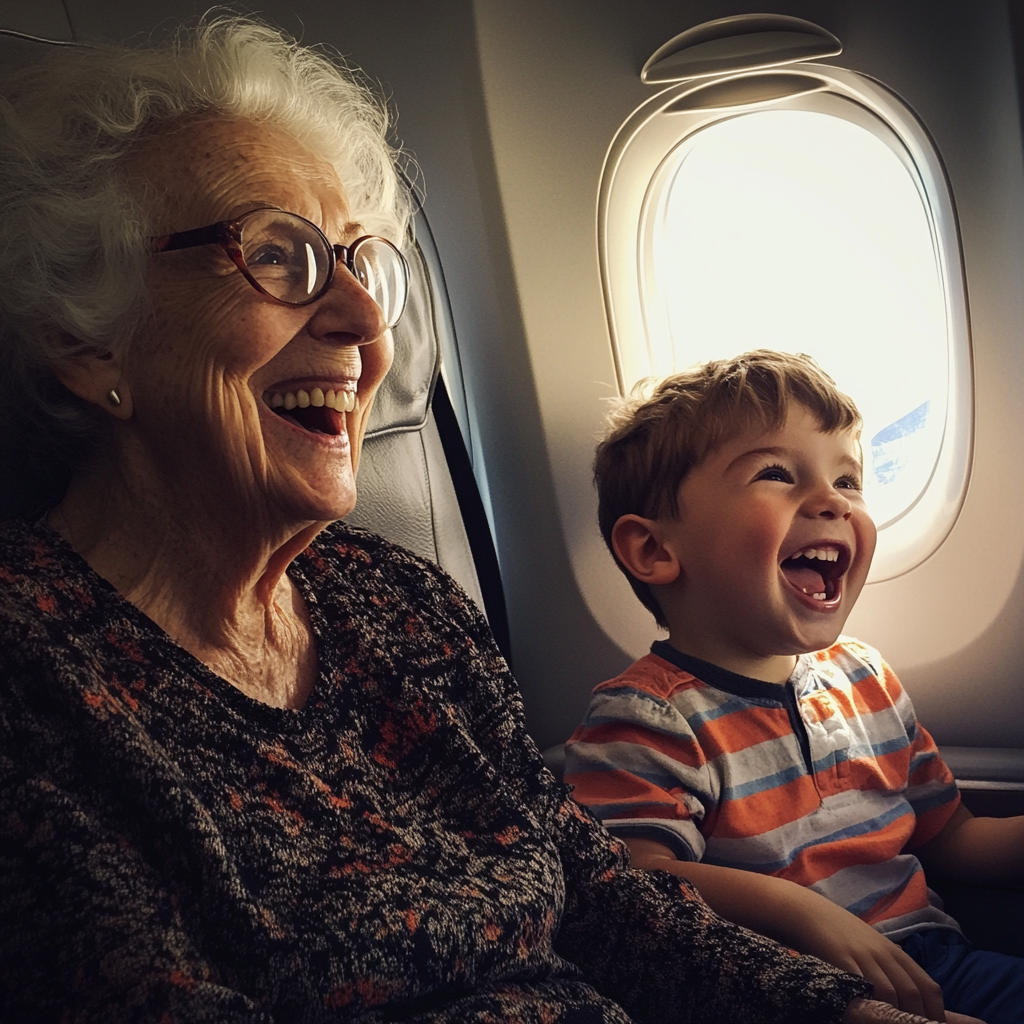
xmin=841 ymin=997 xmax=987 ymax=1024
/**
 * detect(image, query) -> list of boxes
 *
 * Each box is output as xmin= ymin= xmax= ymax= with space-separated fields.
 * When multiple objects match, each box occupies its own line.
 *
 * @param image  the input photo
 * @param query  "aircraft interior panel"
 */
xmin=470 ymin=0 xmax=1024 ymax=763
xmin=3 ymin=0 xmax=1023 ymax=794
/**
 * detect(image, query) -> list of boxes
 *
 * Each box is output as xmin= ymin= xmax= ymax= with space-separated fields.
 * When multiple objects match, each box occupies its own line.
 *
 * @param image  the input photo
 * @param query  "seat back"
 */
xmin=343 ymin=222 xmax=486 ymax=611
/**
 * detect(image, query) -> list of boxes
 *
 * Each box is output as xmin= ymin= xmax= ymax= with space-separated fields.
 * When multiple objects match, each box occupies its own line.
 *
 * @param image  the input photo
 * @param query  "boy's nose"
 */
xmin=805 ymin=486 xmax=853 ymax=520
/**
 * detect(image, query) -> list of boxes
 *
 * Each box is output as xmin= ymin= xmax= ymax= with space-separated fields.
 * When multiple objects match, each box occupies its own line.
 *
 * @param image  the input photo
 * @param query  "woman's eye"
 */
xmin=249 ymin=244 xmax=290 ymax=267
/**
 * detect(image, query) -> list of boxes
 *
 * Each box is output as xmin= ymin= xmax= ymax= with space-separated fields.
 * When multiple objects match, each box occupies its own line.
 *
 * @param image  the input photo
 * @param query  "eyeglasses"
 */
xmin=151 ymin=208 xmax=410 ymax=328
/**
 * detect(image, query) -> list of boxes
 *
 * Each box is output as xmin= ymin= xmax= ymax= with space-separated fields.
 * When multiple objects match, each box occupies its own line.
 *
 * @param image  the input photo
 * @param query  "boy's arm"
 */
xmin=914 ymin=802 xmax=1024 ymax=884
xmin=626 ymin=837 xmax=946 ymax=1023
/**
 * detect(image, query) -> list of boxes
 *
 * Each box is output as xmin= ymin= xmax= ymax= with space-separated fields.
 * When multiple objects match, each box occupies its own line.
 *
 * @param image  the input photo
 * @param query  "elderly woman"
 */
xmin=0 ymin=17 xmax=970 ymax=1024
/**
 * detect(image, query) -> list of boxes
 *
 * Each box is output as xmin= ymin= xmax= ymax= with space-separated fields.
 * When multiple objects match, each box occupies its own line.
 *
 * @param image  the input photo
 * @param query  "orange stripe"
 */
xmin=860 ymin=874 xmax=931 ymax=926
xmin=570 ymin=722 xmax=705 ymax=769
xmin=591 ymin=655 xmax=703 ymax=701
xmin=907 ymin=796 xmax=961 ymax=850
xmin=712 ymin=775 xmax=822 ymax=837
xmin=695 ymin=707 xmax=794 ymax=758
xmin=781 ymin=818 xmax=916 ymax=888
xmin=565 ymin=770 xmax=694 ymax=822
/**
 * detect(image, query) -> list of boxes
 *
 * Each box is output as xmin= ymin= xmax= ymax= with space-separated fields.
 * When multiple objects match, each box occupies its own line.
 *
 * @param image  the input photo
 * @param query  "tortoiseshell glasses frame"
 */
xmin=151 ymin=207 xmax=410 ymax=328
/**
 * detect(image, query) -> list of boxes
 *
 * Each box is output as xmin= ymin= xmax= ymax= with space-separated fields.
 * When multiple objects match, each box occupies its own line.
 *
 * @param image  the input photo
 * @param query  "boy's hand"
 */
xmin=625 ymin=838 xmax=945 ymax=1018
xmin=841 ymin=997 xmax=986 ymax=1024
xmin=781 ymin=893 xmax=945 ymax=1019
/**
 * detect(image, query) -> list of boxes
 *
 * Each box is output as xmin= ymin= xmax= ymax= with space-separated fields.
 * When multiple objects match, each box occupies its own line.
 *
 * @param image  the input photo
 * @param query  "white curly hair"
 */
xmin=0 ymin=14 xmax=411 ymax=514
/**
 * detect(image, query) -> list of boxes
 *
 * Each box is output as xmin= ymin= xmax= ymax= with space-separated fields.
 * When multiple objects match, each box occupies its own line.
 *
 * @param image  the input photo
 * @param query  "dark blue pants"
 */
xmin=901 ymin=929 xmax=1024 ymax=1024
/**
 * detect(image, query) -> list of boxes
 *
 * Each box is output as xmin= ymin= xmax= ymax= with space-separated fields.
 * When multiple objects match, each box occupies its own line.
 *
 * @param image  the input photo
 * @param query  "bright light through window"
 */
xmin=644 ymin=109 xmax=949 ymax=529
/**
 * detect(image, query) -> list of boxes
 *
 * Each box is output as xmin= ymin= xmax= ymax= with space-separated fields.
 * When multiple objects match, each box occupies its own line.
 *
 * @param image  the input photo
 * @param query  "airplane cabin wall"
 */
xmin=465 ymin=0 xmax=1024 ymax=750
xmin=38 ymin=0 xmax=1024 ymax=752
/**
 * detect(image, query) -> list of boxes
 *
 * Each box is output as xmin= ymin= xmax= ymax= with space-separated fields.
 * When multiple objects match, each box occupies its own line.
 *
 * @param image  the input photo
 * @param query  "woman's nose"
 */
xmin=309 ymin=262 xmax=389 ymax=346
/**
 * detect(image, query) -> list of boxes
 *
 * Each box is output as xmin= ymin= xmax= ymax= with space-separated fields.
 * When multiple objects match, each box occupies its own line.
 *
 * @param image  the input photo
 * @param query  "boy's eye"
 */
xmin=836 ymin=475 xmax=862 ymax=491
xmin=756 ymin=463 xmax=792 ymax=483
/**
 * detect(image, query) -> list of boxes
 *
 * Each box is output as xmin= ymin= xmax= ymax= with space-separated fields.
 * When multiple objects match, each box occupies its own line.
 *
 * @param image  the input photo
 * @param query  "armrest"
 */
xmin=939 ymin=745 xmax=1024 ymax=817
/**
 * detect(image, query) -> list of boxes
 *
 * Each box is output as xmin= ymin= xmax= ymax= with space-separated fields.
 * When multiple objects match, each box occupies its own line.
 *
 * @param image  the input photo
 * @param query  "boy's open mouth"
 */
xmin=780 ymin=544 xmax=850 ymax=603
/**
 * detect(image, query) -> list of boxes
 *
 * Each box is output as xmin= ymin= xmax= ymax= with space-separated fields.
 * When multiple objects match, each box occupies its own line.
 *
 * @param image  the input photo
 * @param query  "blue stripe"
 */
xmin=722 ymin=761 xmax=807 ymax=801
xmin=907 ymin=785 xmax=958 ymax=817
xmin=685 ymin=693 xmax=784 ymax=732
xmin=845 ymin=867 xmax=919 ymax=918
xmin=908 ymin=748 xmax=939 ymax=773
xmin=584 ymin=799 xmax=659 ymax=819
xmin=719 ymin=733 xmax=912 ymax=801
xmin=589 ymin=686 xmax=785 ymax=736
xmin=856 ymin=733 xmax=912 ymax=759
xmin=843 ymin=663 xmax=875 ymax=685
xmin=709 ymin=802 xmax=914 ymax=874
xmin=808 ymin=732 xmax=911 ymax=776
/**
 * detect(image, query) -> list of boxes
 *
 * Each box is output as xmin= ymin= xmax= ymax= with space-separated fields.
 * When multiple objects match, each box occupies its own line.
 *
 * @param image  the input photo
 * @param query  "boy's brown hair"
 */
xmin=595 ymin=350 xmax=862 ymax=627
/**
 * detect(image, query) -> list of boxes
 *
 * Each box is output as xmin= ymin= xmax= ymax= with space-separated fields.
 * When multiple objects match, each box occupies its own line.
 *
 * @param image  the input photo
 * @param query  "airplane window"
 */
xmin=601 ymin=69 xmax=972 ymax=580
xmin=646 ymin=109 xmax=945 ymax=530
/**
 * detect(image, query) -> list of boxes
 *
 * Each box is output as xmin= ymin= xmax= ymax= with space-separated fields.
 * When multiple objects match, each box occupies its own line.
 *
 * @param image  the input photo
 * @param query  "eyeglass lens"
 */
xmin=237 ymin=210 xmax=408 ymax=327
xmin=349 ymin=239 xmax=409 ymax=331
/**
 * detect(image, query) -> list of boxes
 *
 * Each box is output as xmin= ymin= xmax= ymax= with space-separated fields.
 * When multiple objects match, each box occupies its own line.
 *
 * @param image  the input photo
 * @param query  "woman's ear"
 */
xmin=611 ymin=514 xmax=682 ymax=586
xmin=53 ymin=349 xmax=133 ymax=420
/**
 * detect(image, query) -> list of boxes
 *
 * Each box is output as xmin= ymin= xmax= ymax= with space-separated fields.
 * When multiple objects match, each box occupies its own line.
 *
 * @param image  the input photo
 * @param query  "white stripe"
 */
xmin=812 ymin=853 xmax=919 ymax=907
xmin=705 ymin=787 xmax=913 ymax=868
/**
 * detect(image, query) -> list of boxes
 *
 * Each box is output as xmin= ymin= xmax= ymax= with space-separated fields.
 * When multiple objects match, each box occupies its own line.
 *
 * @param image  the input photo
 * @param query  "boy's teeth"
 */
xmin=266 ymin=388 xmax=358 ymax=413
xmin=793 ymin=547 xmax=839 ymax=562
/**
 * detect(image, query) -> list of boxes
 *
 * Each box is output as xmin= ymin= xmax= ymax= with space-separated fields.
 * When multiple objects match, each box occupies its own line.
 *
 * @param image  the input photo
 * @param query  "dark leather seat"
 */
xmin=344 ymin=226 xmax=484 ymax=610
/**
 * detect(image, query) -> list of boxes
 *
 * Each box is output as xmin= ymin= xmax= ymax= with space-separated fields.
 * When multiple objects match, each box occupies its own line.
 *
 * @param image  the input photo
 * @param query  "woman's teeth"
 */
xmin=266 ymin=387 xmax=357 ymax=413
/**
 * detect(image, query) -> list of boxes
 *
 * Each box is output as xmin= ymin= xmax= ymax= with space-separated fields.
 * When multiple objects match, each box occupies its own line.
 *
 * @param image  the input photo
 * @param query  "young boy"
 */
xmin=565 ymin=350 xmax=1024 ymax=1024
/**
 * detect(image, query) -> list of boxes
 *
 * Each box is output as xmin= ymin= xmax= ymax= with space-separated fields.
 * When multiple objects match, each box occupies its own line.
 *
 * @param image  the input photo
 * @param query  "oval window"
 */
xmin=601 ymin=68 xmax=972 ymax=580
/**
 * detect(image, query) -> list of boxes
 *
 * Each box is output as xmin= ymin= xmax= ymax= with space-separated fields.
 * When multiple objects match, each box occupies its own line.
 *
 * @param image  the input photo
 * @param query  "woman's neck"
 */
xmin=50 ymin=460 xmax=322 ymax=709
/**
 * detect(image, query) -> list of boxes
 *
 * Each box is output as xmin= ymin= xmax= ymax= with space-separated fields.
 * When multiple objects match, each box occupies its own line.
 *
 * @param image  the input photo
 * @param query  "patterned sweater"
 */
xmin=0 ymin=518 xmax=869 ymax=1023
xmin=565 ymin=641 xmax=962 ymax=941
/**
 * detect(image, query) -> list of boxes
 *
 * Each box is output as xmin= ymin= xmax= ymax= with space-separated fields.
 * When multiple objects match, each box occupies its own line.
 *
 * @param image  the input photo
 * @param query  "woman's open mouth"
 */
xmin=780 ymin=544 xmax=851 ymax=606
xmin=263 ymin=386 xmax=357 ymax=437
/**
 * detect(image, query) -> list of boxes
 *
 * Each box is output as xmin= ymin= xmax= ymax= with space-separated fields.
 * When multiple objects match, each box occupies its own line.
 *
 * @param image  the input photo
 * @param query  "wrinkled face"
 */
xmin=126 ymin=118 xmax=392 ymax=529
xmin=657 ymin=405 xmax=876 ymax=669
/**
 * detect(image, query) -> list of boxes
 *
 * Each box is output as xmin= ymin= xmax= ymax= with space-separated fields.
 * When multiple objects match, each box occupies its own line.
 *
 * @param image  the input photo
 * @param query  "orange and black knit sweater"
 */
xmin=0 ymin=517 xmax=869 ymax=1023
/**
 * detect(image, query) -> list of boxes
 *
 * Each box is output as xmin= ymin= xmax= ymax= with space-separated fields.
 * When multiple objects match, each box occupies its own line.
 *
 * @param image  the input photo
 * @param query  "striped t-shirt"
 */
xmin=565 ymin=638 xmax=962 ymax=941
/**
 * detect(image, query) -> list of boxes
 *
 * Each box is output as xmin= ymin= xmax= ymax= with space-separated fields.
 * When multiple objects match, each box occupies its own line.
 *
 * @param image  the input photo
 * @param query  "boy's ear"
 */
xmin=53 ymin=346 xmax=133 ymax=420
xmin=611 ymin=514 xmax=682 ymax=586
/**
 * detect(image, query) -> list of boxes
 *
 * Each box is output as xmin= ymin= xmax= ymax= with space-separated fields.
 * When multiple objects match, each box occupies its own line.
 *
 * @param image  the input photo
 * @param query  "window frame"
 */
xmin=598 ymin=64 xmax=973 ymax=582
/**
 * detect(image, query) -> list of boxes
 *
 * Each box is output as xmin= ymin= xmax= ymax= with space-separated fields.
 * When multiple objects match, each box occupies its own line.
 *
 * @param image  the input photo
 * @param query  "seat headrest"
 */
xmin=363 ymin=238 xmax=440 ymax=439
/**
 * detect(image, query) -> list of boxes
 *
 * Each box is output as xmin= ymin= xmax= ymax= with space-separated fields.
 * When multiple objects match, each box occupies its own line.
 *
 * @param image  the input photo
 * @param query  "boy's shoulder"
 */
xmin=592 ymin=647 xmax=712 ymax=704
